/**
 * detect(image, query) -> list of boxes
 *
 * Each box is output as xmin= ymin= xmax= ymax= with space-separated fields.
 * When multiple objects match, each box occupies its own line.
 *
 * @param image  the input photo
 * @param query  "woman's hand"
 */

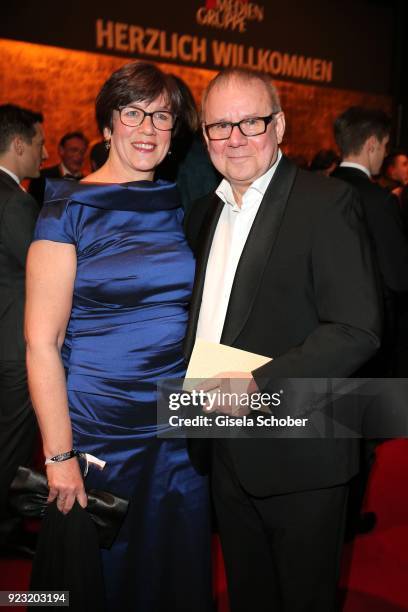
xmin=46 ymin=458 xmax=88 ymax=515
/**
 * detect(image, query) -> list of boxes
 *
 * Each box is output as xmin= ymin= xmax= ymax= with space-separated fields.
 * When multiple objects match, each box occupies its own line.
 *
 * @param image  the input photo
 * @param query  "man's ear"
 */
xmin=275 ymin=112 xmax=286 ymax=145
xmin=366 ymin=135 xmax=377 ymax=153
xmin=13 ymin=135 xmax=25 ymax=157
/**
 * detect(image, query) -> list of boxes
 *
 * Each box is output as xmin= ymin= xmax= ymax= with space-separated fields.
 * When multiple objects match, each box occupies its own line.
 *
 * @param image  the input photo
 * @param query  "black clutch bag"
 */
xmin=8 ymin=466 xmax=129 ymax=549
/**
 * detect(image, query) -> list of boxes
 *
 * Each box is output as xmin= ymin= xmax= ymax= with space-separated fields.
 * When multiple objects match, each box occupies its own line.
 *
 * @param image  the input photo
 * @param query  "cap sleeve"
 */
xmin=33 ymin=199 xmax=75 ymax=244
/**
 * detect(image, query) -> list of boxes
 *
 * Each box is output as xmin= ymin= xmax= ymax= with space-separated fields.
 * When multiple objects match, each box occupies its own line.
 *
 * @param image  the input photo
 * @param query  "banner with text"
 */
xmin=2 ymin=0 xmax=393 ymax=93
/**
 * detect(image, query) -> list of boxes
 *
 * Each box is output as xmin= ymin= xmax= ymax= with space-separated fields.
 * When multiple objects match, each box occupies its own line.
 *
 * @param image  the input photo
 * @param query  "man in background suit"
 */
xmin=379 ymin=149 xmax=408 ymax=194
xmin=0 ymin=104 xmax=47 ymax=555
xmin=333 ymin=107 xmax=408 ymax=374
xmin=184 ymin=69 xmax=381 ymax=612
xmin=28 ymin=131 xmax=88 ymax=206
xmin=333 ymin=107 xmax=408 ymax=538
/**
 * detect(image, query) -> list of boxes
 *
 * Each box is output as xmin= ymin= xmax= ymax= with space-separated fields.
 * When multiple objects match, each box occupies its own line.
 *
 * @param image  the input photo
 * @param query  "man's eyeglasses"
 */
xmin=204 ymin=113 xmax=279 ymax=141
xmin=118 ymin=106 xmax=176 ymax=131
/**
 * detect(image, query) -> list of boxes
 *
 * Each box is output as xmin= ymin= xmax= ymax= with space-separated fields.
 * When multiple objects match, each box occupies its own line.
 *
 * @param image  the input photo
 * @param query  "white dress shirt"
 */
xmin=196 ymin=150 xmax=282 ymax=343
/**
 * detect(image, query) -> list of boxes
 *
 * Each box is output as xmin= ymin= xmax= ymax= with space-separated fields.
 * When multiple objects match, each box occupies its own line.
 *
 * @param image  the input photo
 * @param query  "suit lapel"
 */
xmin=221 ymin=156 xmax=298 ymax=345
xmin=184 ymin=193 xmax=224 ymax=358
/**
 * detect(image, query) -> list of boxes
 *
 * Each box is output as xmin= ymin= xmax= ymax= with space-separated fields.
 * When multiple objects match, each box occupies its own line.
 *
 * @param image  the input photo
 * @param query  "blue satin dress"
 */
xmin=34 ymin=179 xmax=213 ymax=612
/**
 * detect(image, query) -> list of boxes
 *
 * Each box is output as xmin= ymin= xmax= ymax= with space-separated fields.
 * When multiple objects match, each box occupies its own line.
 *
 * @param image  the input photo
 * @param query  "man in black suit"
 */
xmin=333 ymin=107 xmax=408 ymax=374
xmin=332 ymin=107 xmax=408 ymax=538
xmin=28 ymin=131 xmax=88 ymax=205
xmin=0 ymin=104 xmax=47 ymax=554
xmin=184 ymin=70 xmax=381 ymax=612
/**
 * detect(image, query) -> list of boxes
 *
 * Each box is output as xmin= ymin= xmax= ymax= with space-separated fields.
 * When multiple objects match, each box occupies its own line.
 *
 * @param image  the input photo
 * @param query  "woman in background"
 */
xmin=25 ymin=62 xmax=212 ymax=612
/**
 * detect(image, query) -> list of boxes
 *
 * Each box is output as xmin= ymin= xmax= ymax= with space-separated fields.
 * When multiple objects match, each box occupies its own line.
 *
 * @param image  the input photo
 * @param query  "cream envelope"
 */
xmin=184 ymin=339 xmax=272 ymax=391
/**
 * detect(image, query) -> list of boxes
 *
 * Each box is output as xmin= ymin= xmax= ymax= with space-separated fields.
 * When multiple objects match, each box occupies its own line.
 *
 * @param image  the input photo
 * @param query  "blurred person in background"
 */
xmin=29 ymin=131 xmax=88 ymax=205
xmin=0 ymin=104 xmax=47 ymax=557
xmin=378 ymin=149 xmax=408 ymax=196
xmin=309 ymin=148 xmax=340 ymax=176
xmin=156 ymin=74 xmax=220 ymax=212
xmin=333 ymin=106 xmax=408 ymax=539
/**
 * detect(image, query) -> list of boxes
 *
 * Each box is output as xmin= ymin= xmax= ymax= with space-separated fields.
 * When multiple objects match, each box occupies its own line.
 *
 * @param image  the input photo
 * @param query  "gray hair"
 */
xmin=201 ymin=68 xmax=281 ymax=119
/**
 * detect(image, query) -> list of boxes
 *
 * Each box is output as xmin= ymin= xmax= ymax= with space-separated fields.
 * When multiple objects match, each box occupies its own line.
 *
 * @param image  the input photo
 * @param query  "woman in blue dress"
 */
xmin=25 ymin=62 xmax=213 ymax=611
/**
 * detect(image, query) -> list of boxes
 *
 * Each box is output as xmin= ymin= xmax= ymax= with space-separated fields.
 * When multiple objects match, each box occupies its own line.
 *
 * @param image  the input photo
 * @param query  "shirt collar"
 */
xmin=0 ymin=165 xmax=20 ymax=185
xmin=60 ymin=162 xmax=81 ymax=178
xmin=340 ymin=161 xmax=371 ymax=178
xmin=216 ymin=149 xmax=282 ymax=208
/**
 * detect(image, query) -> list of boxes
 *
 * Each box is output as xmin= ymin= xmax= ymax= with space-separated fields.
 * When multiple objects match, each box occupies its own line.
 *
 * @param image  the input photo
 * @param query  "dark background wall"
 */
xmin=1 ymin=0 xmax=397 ymax=93
xmin=391 ymin=0 xmax=408 ymax=146
xmin=0 ymin=0 xmax=405 ymax=164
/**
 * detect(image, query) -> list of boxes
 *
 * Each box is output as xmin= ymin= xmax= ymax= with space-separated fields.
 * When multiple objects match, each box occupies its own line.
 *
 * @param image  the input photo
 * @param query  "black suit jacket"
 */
xmin=28 ymin=164 xmax=62 ymax=205
xmin=331 ymin=166 xmax=408 ymax=294
xmin=401 ymin=185 xmax=408 ymax=233
xmin=0 ymin=169 xmax=39 ymax=361
xmin=332 ymin=166 xmax=408 ymax=375
xmin=184 ymin=156 xmax=382 ymax=496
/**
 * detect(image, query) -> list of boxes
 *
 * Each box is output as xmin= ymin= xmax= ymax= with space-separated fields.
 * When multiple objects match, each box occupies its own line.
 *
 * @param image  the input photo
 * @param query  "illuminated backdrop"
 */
xmin=0 ymin=0 xmax=394 ymax=166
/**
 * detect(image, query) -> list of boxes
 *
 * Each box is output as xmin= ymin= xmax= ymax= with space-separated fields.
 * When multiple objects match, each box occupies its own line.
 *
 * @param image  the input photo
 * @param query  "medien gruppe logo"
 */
xmin=196 ymin=0 xmax=264 ymax=33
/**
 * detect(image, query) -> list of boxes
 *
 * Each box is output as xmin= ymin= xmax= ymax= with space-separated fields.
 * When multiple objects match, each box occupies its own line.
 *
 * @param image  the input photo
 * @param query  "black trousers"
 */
xmin=0 ymin=360 xmax=37 ymax=542
xmin=212 ymin=442 xmax=348 ymax=612
xmin=345 ymin=438 xmax=379 ymax=536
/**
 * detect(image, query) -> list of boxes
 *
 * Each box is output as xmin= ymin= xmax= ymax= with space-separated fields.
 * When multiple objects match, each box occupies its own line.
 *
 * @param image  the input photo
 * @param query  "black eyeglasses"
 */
xmin=118 ymin=106 xmax=176 ymax=131
xmin=204 ymin=113 xmax=279 ymax=141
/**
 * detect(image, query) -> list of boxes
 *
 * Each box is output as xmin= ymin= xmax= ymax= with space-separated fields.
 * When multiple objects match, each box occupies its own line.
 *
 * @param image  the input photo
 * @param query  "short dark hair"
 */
xmin=59 ymin=131 xmax=89 ymax=148
xmin=89 ymin=140 xmax=109 ymax=170
xmin=168 ymin=74 xmax=199 ymax=135
xmin=334 ymin=107 xmax=390 ymax=157
xmin=309 ymin=149 xmax=340 ymax=172
xmin=0 ymin=104 xmax=43 ymax=155
xmin=95 ymin=62 xmax=185 ymax=134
